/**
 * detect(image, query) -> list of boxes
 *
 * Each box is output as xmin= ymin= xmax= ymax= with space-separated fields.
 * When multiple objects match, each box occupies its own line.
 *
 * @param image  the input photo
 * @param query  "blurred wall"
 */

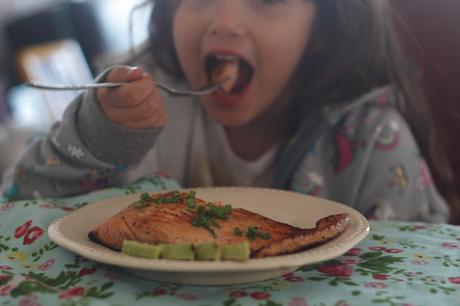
xmin=1 ymin=0 xmax=150 ymax=82
xmin=0 ymin=0 xmax=63 ymax=120
xmin=0 ymin=0 xmax=62 ymax=73
xmin=392 ymin=0 xmax=460 ymax=219
xmin=0 ymin=0 xmax=150 ymax=119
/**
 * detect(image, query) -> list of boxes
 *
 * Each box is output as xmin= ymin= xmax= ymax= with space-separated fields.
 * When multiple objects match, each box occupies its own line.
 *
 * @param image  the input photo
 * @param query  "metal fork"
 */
xmin=24 ymin=79 xmax=224 ymax=97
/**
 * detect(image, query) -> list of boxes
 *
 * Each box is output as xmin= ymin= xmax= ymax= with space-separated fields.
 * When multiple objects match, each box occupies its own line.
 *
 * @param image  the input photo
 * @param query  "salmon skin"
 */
xmin=88 ymin=191 xmax=350 ymax=258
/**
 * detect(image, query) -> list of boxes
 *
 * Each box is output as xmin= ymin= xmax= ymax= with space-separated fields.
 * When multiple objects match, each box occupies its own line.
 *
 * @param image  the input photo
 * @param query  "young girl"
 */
xmin=2 ymin=0 xmax=455 ymax=223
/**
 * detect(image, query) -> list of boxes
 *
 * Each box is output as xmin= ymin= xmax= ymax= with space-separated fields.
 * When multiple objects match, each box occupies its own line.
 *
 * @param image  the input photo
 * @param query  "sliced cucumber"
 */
xmin=194 ymin=242 xmax=221 ymax=261
xmin=220 ymin=241 xmax=250 ymax=262
xmin=121 ymin=240 xmax=251 ymax=262
xmin=121 ymin=240 xmax=163 ymax=259
xmin=160 ymin=243 xmax=195 ymax=260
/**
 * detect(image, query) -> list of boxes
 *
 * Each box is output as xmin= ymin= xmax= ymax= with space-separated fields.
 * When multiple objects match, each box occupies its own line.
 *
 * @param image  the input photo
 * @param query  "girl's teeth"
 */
xmin=215 ymin=55 xmax=239 ymax=61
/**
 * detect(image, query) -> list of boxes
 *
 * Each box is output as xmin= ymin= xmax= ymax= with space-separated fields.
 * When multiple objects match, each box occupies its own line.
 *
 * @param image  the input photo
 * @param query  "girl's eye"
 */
xmin=253 ymin=0 xmax=287 ymax=7
xmin=260 ymin=0 xmax=286 ymax=4
xmin=248 ymin=0 xmax=288 ymax=12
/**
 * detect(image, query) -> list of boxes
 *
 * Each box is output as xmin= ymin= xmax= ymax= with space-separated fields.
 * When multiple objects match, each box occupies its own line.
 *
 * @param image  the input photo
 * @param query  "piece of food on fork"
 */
xmin=208 ymin=55 xmax=240 ymax=94
xmin=88 ymin=191 xmax=350 ymax=261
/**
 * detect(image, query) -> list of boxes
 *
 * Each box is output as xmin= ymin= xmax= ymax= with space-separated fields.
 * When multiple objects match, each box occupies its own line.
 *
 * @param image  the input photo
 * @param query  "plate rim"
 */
xmin=48 ymin=187 xmax=370 ymax=273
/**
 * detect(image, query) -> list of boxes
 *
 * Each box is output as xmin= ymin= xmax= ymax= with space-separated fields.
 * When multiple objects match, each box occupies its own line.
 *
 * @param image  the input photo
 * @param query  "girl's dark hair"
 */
xmin=146 ymin=0 xmax=458 ymax=223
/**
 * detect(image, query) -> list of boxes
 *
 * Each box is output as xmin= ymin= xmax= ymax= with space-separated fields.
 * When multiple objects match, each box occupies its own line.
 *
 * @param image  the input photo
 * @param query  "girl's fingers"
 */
xmin=105 ymin=66 xmax=144 ymax=83
xmin=127 ymin=67 xmax=144 ymax=82
xmin=98 ymin=74 xmax=157 ymax=108
xmin=123 ymin=111 xmax=167 ymax=129
xmin=102 ymin=90 xmax=167 ymax=128
xmin=96 ymin=66 xmax=167 ymax=129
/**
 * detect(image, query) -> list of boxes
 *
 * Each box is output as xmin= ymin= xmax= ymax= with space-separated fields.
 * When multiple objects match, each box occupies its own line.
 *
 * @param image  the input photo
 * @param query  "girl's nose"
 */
xmin=207 ymin=0 xmax=247 ymax=40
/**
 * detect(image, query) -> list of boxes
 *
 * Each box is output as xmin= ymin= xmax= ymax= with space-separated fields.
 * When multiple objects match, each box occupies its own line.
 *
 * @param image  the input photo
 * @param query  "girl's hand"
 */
xmin=96 ymin=67 xmax=167 ymax=129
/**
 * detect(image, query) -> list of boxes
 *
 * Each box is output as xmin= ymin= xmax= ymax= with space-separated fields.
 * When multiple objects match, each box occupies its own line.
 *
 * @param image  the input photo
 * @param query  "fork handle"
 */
xmin=24 ymin=81 xmax=124 ymax=91
xmin=25 ymin=81 xmax=175 ymax=92
xmin=24 ymin=80 xmax=221 ymax=96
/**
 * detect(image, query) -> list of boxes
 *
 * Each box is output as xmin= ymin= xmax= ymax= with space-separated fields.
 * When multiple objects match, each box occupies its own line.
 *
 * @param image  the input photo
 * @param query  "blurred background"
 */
xmin=0 ymin=0 xmax=151 ymax=179
xmin=0 ymin=0 xmax=459 ymax=199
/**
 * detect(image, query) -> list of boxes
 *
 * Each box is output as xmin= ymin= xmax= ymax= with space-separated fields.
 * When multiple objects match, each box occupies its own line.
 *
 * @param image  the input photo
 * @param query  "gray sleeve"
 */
xmin=354 ymin=109 xmax=450 ymax=223
xmin=2 ymin=69 xmax=162 ymax=200
xmin=77 ymin=79 xmax=161 ymax=165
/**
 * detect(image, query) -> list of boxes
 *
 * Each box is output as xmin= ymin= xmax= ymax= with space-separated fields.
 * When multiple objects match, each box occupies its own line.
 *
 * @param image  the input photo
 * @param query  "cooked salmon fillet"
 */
xmin=88 ymin=191 xmax=350 ymax=258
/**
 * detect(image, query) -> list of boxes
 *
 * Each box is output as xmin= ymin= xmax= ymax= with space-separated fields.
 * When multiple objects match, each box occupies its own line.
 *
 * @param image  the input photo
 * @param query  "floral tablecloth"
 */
xmin=0 ymin=176 xmax=459 ymax=306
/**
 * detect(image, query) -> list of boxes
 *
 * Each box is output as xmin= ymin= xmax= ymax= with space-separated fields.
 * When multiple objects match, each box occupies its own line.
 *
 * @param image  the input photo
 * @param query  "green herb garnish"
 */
xmin=132 ymin=200 xmax=146 ymax=208
xmin=186 ymin=191 xmax=196 ymax=209
xmin=245 ymin=226 xmax=271 ymax=241
xmin=159 ymin=191 xmax=181 ymax=203
xmin=246 ymin=226 xmax=258 ymax=241
xmin=191 ymin=203 xmax=233 ymax=237
xmin=260 ymin=232 xmax=271 ymax=240
xmin=158 ymin=196 xmax=180 ymax=203
xmin=140 ymin=192 xmax=153 ymax=202
xmin=132 ymin=192 xmax=155 ymax=208
xmin=233 ymin=227 xmax=243 ymax=236
xmin=133 ymin=191 xmax=182 ymax=208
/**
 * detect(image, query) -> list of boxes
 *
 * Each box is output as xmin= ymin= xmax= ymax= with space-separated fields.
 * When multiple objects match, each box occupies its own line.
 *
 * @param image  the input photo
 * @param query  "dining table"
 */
xmin=0 ymin=175 xmax=459 ymax=306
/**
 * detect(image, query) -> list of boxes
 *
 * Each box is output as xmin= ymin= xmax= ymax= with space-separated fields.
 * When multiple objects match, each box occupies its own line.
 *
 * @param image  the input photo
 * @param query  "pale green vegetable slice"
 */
xmin=121 ymin=240 xmax=162 ymax=259
xmin=194 ymin=242 xmax=221 ymax=261
xmin=160 ymin=243 xmax=195 ymax=260
xmin=220 ymin=241 xmax=250 ymax=262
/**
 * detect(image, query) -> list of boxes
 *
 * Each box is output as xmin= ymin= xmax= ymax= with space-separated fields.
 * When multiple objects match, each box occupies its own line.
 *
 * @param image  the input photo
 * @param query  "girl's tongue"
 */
xmin=206 ymin=55 xmax=254 ymax=95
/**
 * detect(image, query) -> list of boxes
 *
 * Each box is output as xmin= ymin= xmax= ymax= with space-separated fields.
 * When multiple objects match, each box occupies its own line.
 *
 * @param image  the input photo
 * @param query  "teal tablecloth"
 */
xmin=0 ymin=176 xmax=459 ymax=306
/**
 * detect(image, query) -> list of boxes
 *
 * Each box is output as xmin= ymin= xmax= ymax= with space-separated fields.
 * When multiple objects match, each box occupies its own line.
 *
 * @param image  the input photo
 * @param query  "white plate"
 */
xmin=48 ymin=187 xmax=369 ymax=285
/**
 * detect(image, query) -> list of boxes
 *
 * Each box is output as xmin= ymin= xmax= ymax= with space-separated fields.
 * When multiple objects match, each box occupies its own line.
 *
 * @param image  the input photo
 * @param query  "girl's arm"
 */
xmin=1 ymin=78 xmax=162 ymax=200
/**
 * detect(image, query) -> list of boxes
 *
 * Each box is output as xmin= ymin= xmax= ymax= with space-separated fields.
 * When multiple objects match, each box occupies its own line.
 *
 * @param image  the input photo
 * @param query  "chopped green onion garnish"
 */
xmin=233 ymin=227 xmax=243 ymax=236
xmin=132 ymin=193 xmax=155 ymax=208
xmin=140 ymin=192 xmax=153 ymax=203
xmin=186 ymin=192 xmax=196 ymax=209
xmin=244 ymin=226 xmax=271 ymax=241
xmin=190 ymin=201 xmax=233 ymax=238
xmin=132 ymin=200 xmax=148 ymax=208
xmin=260 ymin=232 xmax=271 ymax=240
xmin=246 ymin=226 xmax=258 ymax=241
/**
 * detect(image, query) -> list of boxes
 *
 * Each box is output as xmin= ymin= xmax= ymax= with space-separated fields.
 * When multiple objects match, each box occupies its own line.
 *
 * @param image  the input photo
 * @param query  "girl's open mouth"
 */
xmin=205 ymin=54 xmax=254 ymax=96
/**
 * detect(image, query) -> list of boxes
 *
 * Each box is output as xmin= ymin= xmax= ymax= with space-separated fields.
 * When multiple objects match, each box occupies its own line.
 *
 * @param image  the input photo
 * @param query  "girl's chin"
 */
xmin=206 ymin=82 xmax=252 ymax=106
xmin=202 ymin=103 xmax=254 ymax=127
xmin=208 ymin=91 xmax=245 ymax=106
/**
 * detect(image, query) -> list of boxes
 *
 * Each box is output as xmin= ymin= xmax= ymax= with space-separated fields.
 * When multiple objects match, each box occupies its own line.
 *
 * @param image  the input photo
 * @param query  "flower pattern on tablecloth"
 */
xmin=0 ymin=176 xmax=459 ymax=306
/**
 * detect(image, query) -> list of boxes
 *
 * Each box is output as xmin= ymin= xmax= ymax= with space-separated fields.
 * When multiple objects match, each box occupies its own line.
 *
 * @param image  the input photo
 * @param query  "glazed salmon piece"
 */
xmin=88 ymin=191 xmax=350 ymax=258
xmin=210 ymin=58 xmax=239 ymax=93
